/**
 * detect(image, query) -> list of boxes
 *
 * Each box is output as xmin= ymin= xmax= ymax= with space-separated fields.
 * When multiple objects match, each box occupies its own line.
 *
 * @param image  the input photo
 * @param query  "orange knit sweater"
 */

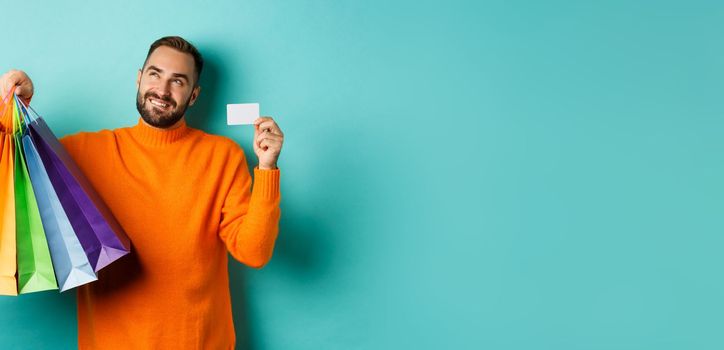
xmin=1 ymin=115 xmax=281 ymax=349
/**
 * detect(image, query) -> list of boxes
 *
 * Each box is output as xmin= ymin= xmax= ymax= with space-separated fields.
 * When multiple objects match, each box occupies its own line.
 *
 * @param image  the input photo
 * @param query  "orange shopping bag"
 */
xmin=0 ymin=90 xmax=17 ymax=295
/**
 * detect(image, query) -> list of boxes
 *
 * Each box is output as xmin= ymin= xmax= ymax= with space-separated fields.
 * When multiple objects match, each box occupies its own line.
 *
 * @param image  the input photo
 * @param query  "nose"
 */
xmin=157 ymin=82 xmax=172 ymax=97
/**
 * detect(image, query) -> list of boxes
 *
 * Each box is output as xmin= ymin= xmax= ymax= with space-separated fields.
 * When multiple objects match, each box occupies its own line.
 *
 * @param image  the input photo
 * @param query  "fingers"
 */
xmin=253 ymin=116 xmax=284 ymax=136
xmin=1 ymin=70 xmax=18 ymax=96
xmin=0 ymin=69 xmax=33 ymax=101
xmin=258 ymin=138 xmax=282 ymax=151
xmin=255 ymin=126 xmax=283 ymax=149
xmin=0 ymin=71 xmax=12 ymax=98
xmin=255 ymin=131 xmax=283 ymax=146
xmin=256 ymin=132 xmax=283 ymax=142
xmin=257 ymin=139 xmax=282 ymax=152
xmin=253 ymin=117 xmax=272 ymax=126
xmin=255 ymin=121 xmax=277 ymax=133
xmin=254 ymin=113 xmax=284 ymax=157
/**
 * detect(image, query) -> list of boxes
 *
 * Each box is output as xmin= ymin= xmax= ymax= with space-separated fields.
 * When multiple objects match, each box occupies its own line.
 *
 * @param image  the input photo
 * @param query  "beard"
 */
xmin=136 ymin=89 xmax=192 ymax=128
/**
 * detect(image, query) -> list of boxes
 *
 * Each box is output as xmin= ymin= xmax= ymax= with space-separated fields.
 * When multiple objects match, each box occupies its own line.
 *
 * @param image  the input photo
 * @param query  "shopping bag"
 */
xmin=0 ymin=92 xmax=17 ymax=295
xmin=21 ymin=101 xmax=130 ymax=272
xmin=18 ymin=101 xmax=97 ymax=291
xmin=13 ymin=97 xmax=58 ymax=294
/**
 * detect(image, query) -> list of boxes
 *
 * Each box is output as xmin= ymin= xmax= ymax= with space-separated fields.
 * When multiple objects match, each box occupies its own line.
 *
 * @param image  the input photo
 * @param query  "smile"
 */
xmin=149 ymin=98 xmax=172 ymax=109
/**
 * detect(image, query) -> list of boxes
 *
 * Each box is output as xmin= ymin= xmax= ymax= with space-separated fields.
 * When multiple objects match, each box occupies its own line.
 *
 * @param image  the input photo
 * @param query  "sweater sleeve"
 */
xmin=218 ymin=149 xmax=282 ymax=269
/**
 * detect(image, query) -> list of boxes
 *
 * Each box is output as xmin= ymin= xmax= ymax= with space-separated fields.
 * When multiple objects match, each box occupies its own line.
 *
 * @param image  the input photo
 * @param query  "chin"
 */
xmin=143 ymin=111 xmax=183 ymax=128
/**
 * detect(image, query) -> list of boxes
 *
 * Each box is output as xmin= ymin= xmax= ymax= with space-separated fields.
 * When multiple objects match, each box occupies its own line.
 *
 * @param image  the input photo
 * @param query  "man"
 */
xmin=0 ymin=36 xmax=284 ymax=349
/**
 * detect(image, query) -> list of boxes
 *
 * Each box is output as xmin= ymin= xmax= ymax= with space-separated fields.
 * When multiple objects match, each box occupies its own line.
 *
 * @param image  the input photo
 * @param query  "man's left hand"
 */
xmin=253 ymin=117 xmax=284 ymax=170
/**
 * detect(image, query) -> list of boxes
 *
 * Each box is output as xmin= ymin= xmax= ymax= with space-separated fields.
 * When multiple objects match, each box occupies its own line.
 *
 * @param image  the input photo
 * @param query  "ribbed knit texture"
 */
xmin=2 ymin=115 xmax=281 ymax=349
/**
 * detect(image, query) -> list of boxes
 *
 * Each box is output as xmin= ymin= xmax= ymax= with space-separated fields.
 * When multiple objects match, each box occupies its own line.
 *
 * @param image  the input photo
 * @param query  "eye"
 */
xmin=149 ymin=71 xmax=159 ymax=78
xmin=173 ymin=79 xmax=184 ymax=85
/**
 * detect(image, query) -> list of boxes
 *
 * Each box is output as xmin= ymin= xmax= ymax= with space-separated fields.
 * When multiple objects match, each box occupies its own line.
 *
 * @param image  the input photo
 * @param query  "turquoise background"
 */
xmin=1 ymin=0 xmax=723 ymax=349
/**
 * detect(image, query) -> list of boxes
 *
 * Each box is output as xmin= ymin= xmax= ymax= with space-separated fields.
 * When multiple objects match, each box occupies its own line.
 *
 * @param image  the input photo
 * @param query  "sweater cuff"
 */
xmin=252 ymin=166 xmax=281 ymax=201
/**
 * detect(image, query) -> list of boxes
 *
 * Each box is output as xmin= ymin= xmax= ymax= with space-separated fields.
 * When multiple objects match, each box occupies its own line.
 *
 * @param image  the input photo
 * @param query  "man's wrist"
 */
xmin=258 ymin=164 xmax=278 ymax=170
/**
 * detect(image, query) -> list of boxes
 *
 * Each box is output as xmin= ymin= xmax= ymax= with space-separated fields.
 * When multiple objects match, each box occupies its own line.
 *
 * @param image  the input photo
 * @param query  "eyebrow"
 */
xmin=146 ymin=65 xmax=190 ymax=83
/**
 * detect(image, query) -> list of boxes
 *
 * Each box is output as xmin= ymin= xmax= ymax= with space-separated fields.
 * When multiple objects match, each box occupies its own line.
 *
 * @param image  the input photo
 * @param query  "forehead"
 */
xmin=143 ymin=46 xmax=195 ymax=75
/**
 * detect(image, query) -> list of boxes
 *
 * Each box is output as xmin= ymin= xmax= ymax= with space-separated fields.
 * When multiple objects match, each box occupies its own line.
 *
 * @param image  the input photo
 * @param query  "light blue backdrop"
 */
xmin=1 ymin=0 xmax=723 ymax=349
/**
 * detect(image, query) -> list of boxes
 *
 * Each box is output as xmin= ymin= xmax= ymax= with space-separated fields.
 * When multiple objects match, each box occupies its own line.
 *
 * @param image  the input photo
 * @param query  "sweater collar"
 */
xmin=130 ymin=117 xmax=193 ymax=146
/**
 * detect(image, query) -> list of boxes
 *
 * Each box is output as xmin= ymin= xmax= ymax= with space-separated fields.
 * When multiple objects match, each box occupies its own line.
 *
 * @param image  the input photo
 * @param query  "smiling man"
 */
xmin=0 ymin=36 xmax=284 ymax=349
xmin=136 ymin=43 xmax=201 ymax=129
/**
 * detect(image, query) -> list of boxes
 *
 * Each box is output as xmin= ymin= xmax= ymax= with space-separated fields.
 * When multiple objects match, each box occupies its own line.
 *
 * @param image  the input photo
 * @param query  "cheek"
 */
xmin=137 ymin=86 xmax=147 ymax=99
xmin=141 ymin=78 xmax=163 ymax=90
xmin=138 ymin=81 xmax=153 ymax=95
xmin=174 ymin=88 xmax=192 ymax=103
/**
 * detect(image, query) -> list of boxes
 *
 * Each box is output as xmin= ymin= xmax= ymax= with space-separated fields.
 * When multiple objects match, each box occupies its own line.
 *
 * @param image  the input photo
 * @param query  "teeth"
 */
xmin=150 ymin=99 xmax=168 ymax=108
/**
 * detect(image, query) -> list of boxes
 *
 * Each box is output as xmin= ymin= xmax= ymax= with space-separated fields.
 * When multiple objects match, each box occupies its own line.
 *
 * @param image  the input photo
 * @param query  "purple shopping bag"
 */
xmin=21 ymin=103 xmax=130 ymax=272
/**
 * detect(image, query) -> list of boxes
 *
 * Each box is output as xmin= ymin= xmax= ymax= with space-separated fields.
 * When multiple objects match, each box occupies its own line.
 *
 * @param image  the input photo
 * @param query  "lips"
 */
xmin=149 ymin=98 xmax=170 ymax=109
xmin=146 ymin=94 xmax=176 ymax=111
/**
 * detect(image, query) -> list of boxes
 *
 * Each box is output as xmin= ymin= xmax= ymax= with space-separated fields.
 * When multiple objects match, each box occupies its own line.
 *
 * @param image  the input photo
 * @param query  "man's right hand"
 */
xmin=0 ymin=69 xmax=34 ymax=103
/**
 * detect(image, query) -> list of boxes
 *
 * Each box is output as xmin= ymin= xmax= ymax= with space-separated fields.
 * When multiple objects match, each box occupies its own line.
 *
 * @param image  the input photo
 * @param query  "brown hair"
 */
xmin=143 ymin=36 xmax=204 ymax=86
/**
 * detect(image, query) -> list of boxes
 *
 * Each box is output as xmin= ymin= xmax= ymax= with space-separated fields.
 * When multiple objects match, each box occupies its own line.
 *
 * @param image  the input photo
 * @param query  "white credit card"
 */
xmin=227 ymin=103 xmax=259 ymax=125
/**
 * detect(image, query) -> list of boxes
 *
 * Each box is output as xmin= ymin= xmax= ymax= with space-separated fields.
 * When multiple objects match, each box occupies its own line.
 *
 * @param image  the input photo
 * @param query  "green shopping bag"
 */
xmin=12 ymin=97 xmax=57 ymax=294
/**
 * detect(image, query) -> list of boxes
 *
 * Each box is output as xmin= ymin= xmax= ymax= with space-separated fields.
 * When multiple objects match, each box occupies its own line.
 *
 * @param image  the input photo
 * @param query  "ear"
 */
xmin=188 ymin=85 xmax=201 ymax=106
xmin=136 ymin=69 xmax=142 ymax=90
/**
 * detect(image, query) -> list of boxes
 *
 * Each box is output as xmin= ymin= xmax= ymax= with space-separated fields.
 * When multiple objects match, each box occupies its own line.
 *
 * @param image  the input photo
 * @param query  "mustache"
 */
xmin=144 ymin=92 xmax=176 ymax=107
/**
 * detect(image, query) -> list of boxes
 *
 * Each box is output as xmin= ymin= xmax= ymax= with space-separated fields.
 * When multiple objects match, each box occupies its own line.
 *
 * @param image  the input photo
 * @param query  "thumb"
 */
xmin=0 ymin=81 xmax=8 ymax=98
xmin=2 ymin=84 xmax=17 ymax=100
